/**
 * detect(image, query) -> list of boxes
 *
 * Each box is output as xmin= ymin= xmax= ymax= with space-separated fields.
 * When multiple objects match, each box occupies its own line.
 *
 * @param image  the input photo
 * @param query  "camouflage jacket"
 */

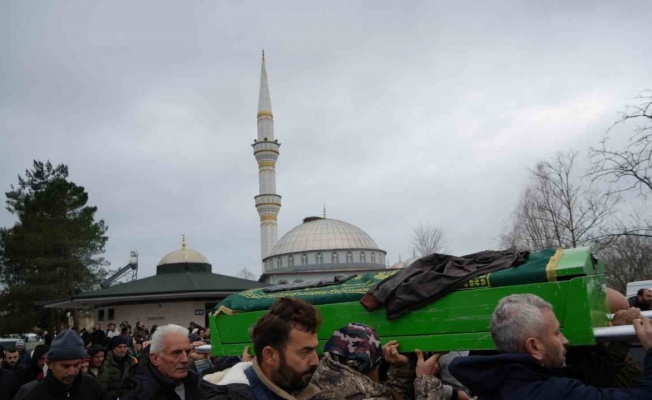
xmin=310 ymin=353 xmax=445 ymax=400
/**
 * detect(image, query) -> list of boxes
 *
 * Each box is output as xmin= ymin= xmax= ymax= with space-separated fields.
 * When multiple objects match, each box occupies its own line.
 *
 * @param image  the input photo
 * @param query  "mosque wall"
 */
xmin=95 ymin=300 xmax=209 ymax=330
xmin=264 ymin=249 xmax=386 ymax=272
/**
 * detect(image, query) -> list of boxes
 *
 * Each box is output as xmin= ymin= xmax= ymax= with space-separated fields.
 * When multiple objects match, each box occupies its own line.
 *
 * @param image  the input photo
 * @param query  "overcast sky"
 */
xmin=1 ymin=1 xmax=651 ymax=280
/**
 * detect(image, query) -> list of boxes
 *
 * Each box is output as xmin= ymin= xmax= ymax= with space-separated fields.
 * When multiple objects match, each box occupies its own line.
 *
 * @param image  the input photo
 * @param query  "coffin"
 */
xmin=207 ymin=247 xmax=609 ymax=356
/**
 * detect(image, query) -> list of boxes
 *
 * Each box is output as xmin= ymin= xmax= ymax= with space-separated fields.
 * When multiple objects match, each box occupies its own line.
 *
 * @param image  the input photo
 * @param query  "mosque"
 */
xmin=252 ymin=53 xmax=390 ymax=285
xmin=47 ymin=53 xmax=404 ymax=327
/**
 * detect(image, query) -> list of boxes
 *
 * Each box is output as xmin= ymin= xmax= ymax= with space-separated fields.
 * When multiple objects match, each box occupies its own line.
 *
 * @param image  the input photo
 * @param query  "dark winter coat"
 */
xmin=21 ymin=370 xmax=104 ymax=400
xmin=361 ymin=248 xmax=529 ymax=320
xmin=118 ymin=362 xmax=200 ymax=400
xmin=17 ymin=351 xmax=31 ymax=368
xmin=88 ymin=364 xmax=111 ymax=391
xmin=449 ymin=349 xmax=652 ymax=400
xmin=18 ymin=344 xmax=49 ymax=385
xmin=0 ymin=368 xmax=19 ymax=400
xmin=105 ymin=350 xmax=136 ymax=398
xmin=199 ymin=360 xmax=320 ymax=400
xmin=91 ymin=329 xmax=107 ymax=346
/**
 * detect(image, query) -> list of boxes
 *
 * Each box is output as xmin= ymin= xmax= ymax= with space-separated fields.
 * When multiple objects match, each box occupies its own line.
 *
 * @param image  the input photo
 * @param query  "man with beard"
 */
xmin=0 ymin=349 xmax=19 ymax=400
xmin=119 ymin=324 xmax=199 ymax=400
xmin=449 ymin=294 xmax=652 ymax=400
xmin=22 ymin=330 xmax=104 ymax=400
xmin=2 ymin=347 xmax=21 ymax=373
xmin=199 ymin=297 xmax=322 ymax=400
xmin=629 ymin=288 xmax=652 ymax=311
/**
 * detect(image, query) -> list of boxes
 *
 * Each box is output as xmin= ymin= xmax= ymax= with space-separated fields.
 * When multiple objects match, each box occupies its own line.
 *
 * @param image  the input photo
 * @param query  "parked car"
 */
xmin=23 ymin=333 xmax=42 ymax=342
xmin=0 ymin=334 xmax=21 ymax=348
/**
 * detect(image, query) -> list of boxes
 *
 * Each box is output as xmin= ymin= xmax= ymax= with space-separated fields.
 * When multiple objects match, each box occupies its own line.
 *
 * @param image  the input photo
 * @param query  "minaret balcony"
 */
xmin=252 ymin=140 xmax=280 ymax=155
xmin=255 ymin=194 xmax=282 ymax=207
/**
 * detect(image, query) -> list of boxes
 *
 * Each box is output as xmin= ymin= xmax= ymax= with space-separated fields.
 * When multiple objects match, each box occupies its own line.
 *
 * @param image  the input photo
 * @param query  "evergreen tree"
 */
xmin=0 ymin=161 xmax=109 ymax=334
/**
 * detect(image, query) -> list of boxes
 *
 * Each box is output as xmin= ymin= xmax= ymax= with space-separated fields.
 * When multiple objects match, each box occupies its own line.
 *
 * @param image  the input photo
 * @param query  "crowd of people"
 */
xmin=1 ymin=289 xmax=652 ymax=400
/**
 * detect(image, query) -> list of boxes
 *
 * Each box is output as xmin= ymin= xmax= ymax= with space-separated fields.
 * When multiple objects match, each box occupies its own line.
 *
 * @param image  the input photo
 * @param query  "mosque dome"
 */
xmin=268 ymin=217 xmax=382 ymax=257
xmin=156 ymin=237 xmax=211 ymax=274
xmin=391 ymin=255 xmax=420 ymax=269
xmin=262 ymin=217 xmax=386 ymax=273
xmin=157 ymin=248 xmax=210 ymax=266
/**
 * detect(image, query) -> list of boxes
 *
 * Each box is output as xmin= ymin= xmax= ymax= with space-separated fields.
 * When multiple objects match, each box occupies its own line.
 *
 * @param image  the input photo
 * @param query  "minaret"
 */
xmin=253 ymin=51 xmax=281 ymax=271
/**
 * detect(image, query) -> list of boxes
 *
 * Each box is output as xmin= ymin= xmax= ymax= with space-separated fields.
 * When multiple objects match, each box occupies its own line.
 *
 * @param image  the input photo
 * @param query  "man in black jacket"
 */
xmin=450 ymin=294 xmax=652 ymax=400
xmin=0 ymin=349 xmax=19 ymax=400
xmin=23 ymin=329 xmax=104 ymax=400
xmin=119 ymin=324 xmax=199 ymax=400
xmin=91 ymin=323 xmax=107 ymax=346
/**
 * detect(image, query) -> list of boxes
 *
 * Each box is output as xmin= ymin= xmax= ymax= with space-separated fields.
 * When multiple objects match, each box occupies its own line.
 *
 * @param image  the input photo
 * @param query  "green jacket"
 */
xmin=88 ymin=364 xmax=111 ymax=392
xmin=104 ymin=351 xmax=136 ymax=399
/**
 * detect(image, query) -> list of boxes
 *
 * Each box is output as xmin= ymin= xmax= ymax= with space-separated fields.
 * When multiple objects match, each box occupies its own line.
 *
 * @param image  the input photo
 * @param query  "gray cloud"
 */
xmin=1 ymin=0 xmax=651 ymax=278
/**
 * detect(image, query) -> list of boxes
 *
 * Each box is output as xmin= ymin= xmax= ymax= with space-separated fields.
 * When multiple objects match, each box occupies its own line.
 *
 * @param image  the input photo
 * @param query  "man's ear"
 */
xmin=261 ymin=346 xmax=278 ymax=367
xmin=525 ymin=337 xmax=544 ymax=361
xmin=149 ymin=353 xmax=160 ymax=367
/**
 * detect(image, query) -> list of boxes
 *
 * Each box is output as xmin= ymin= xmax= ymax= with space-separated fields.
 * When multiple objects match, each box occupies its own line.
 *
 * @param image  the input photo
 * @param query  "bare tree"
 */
xmin=411 ymin=224 xmax=449 ymax=256
xmin=597 ymin=232 xmax=652 ymax=294
xmin=501 ymin=152 xmax=618 ymax=250
xmin=588 ymin=91 xmax=652 ymax=240
xmin=589 ymin=91 xmax=652 ymax=196
xmin=236 ymin=267 xmax=257 ymax=281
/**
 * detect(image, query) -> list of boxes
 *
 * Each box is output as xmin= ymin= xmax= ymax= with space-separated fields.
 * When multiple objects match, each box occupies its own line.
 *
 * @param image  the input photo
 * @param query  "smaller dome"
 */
xmin=403 ymin=256 xmax=420 ymax=268
xmin=158 ymin=248 xmax=210 ymax=266
xmin=390 ymin=256 xmax=420 ymax=269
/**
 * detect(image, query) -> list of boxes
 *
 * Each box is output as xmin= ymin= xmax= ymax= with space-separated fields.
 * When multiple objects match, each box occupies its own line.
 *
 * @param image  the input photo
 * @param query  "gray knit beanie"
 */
xmin=48 ymin=330 xmax=87 ymax=361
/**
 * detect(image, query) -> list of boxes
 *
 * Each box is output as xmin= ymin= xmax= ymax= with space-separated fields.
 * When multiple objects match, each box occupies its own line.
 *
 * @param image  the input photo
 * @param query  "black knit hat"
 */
xmin=48 ymin=330 xmax=87 ymax=361
xmin=87 ymin=344 xmax=105 ymax=358
xmin=109 ymin=335 xmax=130 ymax=350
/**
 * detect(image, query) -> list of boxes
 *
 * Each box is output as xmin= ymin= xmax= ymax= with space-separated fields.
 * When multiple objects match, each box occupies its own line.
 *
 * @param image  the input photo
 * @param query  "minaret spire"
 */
xmin=253 ymin=52 xmax=281 ymax=272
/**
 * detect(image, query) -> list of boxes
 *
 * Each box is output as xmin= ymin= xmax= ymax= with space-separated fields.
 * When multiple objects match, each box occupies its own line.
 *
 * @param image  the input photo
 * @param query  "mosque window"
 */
xmin=316 ymin=252 xmax=323 ymax=264
xmin=301 ymin=253 xmax=308 ymax=265
xmin=278 ymin=279 xmax=288 ymax=285
xmin=288 ymin=255 xmax=294 ymax=267
xmin=379 ymin=254 xmax=385 ymax=264
xmin=360 ymin=252 xmax=366 ymax=263
xmin=277 ymin=257 xmax=282 ymax=269
xmin=346 ymin=251 xmax=353 ymax=263
xmin=108 ymin=308 xmax=115 ymax=321
xmin=371 ymin=252 xmax=376 ymax=264
xmin=98 ymin=309 xmax=105 ymax=321
xmin=331 ymin=252 xmax=339 ymax=264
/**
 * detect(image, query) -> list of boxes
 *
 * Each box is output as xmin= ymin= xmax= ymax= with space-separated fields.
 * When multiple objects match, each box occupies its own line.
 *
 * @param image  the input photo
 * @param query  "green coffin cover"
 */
xmin=214 ymin=247 xmax=595 ymax=315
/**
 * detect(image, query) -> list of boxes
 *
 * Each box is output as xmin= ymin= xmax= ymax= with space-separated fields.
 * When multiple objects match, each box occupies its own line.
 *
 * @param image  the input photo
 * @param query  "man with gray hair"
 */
xmin=449 ymin=293 xmax=652 ymax=399
xmin=119 ymin=324 xmax=200 ymax=400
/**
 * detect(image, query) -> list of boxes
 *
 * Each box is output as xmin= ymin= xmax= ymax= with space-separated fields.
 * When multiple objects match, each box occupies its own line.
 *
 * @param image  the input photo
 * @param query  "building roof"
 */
xmin=46 ymin=267 xmax=266 ymax=308
xmin=267 ymin=217 xmax=384 ymax=258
